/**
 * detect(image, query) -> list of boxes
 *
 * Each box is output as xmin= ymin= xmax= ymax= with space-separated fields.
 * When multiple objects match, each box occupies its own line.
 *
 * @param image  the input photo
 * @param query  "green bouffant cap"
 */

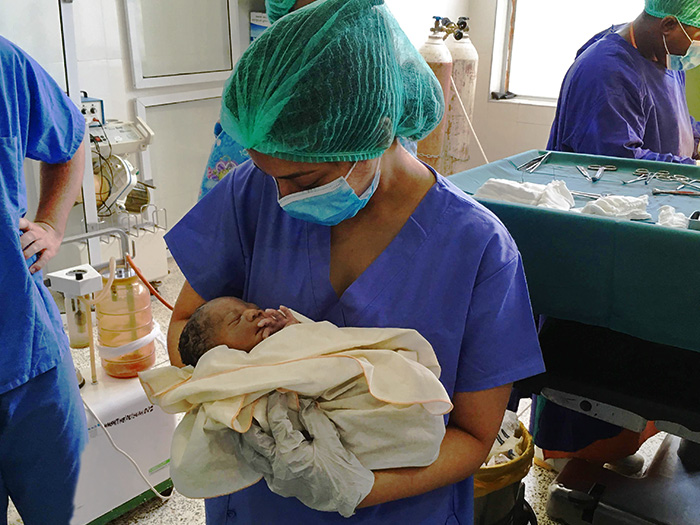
xmin=646 ymin=0 xmax=700 ymax=28
xmin=221 ymin=0 xmax=444 ymax=163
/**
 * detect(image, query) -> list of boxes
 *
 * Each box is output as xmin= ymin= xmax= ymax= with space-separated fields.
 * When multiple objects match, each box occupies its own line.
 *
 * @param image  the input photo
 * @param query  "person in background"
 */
xmin=548 ymin=0 xmax=700 ymax=164
xmin=0 ymin=36 xmax=88 ymax=524
xmin=166 ymin=0 xmax=544 ymax=523
xmin=534 ymin=0 xmax=700 ymax=474
xmin=198 ymin=0 xmax=319 ymax=200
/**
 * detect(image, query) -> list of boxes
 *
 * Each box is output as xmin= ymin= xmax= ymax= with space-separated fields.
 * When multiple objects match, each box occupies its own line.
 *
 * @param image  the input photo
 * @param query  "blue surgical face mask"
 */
xmin=664 ymin=21 xmax=700 ymax=71
xmin=277 ymin=161 xmax=381 ymax=226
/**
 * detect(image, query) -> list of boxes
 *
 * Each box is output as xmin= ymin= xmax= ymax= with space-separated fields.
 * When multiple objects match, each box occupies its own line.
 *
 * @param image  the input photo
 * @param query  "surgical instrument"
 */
xmin=571 ymin=190 xmax=608 ymax=199
xmin=645 ymin=169 xmax=668 ymax=185
xmin=526 ymin=152 xmax=551 ymax=173
xmin=677 ymin=181 xmax=700 ymax=191
xmin=517 ymin=152 xmax=551 ymax=173
xmin=516 ymin=154 xmax=546 ymax=171
xmin=623 ymin=175 xmax=648 ymax=184
xmin=652 ymin=189 xmax=700 ymax=196
xmin=588 ymin=164 xmax=617 ymax=182
xmin=576 ymin=165 xmax=592 ymax=181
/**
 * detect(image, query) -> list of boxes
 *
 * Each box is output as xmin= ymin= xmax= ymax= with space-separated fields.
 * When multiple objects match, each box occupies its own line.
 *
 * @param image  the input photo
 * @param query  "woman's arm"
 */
xmin=358 ymin=383 xmax=512 ymax=507
xmin=167 ymin=280 xmax=207 ymax=367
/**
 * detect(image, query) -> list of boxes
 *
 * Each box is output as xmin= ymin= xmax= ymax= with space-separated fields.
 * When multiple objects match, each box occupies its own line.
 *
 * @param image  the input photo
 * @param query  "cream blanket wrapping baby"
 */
xmin=139 ymin=317 xmax=453 ymax=499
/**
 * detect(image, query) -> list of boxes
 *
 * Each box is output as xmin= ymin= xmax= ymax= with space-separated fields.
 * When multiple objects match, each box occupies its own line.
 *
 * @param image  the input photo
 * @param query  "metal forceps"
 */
xmin=588 ymin=164 xmax=617 ymax=182
xmin=517 ymin=152 xmax=551 ymax=173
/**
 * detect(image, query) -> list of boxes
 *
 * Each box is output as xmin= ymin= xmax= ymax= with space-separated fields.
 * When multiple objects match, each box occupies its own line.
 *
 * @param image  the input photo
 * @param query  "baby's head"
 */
xmin=178 ymin=297 xmax=267 ymax=366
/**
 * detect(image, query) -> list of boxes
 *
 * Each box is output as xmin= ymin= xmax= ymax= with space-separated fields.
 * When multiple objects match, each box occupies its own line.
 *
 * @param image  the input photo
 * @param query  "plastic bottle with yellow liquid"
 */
xmin=96 ymin=266 xmax=156 ymax=378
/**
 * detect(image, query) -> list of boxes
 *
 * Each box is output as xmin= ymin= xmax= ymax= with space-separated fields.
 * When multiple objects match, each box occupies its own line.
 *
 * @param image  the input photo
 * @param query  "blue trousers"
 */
xmin=0 ymin=351 xmax=87 ymax=525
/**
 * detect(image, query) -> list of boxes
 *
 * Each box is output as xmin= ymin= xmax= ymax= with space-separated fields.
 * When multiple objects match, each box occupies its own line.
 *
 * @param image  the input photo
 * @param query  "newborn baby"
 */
xmin=178 ymin=297 xmax=300 ymax=366
xmin=142 ymin=297 xmax=452 ymax=515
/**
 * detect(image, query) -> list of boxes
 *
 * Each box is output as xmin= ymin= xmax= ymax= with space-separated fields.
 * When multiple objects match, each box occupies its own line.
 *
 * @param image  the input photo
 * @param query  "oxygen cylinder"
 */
xmin=443 ymin=24 xmax=479 ymax=176
xmin=417 ymin=18 xmax=453 ymax=172
xmin=96 ymin=266 xmax=156 ymax=378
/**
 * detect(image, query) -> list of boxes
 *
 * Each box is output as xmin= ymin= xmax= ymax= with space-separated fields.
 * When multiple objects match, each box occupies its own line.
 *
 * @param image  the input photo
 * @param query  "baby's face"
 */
xmin=204 ymin=297 xmax=267 ymax=352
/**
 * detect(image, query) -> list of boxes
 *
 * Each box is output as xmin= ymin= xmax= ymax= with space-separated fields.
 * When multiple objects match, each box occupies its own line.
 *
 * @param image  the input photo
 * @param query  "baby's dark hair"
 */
xmin=178 ymin=304 xmax=215 ymax=366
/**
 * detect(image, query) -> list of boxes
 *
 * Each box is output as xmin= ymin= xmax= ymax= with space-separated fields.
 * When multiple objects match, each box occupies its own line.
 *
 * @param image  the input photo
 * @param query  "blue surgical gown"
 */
xmin=0 ymin=35 xmax=87 ymax=521
xmin=548 ymin=27 xmax=700 ymax=164
xmin=165 ymin=160 xmax=545 ymax=524
xmin=0 ymin=35 xmax=85 ymax=394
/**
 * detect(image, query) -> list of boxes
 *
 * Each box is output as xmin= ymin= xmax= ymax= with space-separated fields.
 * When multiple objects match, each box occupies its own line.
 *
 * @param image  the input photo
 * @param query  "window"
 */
xmin=124 ymin=0 xmax=240 ymax=89
xmin=492 ymin=0 xmax=643 ymax=100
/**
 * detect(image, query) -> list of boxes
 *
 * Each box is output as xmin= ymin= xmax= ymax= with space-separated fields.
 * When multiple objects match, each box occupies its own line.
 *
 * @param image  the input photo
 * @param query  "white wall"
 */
xmin=73 ymin=0 xmax=263 ymax=123
xmin=463 ymin=1 xmax=556 ymax=169
xmin=70 ymin=0 xmax=265 ymax=228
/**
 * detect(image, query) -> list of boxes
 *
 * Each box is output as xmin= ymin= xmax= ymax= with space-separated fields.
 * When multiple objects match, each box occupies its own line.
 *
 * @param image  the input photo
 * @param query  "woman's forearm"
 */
xmin=358 ymin=425 xmax=489 ymax=508
xmin=359 ymin=385 xmax=512 ymax=508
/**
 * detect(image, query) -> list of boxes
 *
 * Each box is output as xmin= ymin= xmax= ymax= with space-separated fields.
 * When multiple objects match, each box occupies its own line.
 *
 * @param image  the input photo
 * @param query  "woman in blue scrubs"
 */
xmin=165 ymin=1 xmax=545 ymax=523
xmin=535 ymin=0 xmax=700 ymax=471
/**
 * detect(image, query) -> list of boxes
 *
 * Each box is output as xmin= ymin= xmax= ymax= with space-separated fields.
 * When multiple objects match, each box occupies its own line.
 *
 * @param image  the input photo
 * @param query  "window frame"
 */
xmin=124 ymin=0 xmax=241 ymax=89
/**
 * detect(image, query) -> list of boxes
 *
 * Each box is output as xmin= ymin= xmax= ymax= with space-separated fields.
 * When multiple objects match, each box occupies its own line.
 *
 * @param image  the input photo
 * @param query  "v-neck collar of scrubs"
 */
xmin=306 ymin=164 xmax=448 ymax=325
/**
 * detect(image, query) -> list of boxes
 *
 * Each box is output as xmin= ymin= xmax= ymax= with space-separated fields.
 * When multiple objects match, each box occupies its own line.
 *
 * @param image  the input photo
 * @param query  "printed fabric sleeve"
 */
xmin=165 ymin=168 xmax=255 ymax=301
xmin=455 ymin=253 xmax=545 ymax=393
xmin=18 ymin=47 xmax=85 ymax=164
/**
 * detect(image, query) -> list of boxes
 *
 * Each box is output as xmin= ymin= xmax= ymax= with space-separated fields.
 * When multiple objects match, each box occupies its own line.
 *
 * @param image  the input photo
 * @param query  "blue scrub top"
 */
xmin=166 ymin=160 xmax=544 ymax=523
xmin=0 ymin=36 xmax=85 ymax=394
xmin=548 ymin=26 xmax=700 ymax=164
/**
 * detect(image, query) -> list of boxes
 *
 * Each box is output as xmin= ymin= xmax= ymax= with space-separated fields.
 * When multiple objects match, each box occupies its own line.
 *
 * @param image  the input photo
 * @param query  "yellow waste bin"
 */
xmin=474 ymin=421 xmax=537 ymax=525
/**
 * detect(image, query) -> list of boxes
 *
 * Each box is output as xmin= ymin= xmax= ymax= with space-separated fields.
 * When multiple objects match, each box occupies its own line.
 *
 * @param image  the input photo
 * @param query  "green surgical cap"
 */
xmin=221 ymin=0 xmax=444 ymax=163
xmin=265 ymin=0 xmax=296 ymax=23
xmin=646 ymin=0 xmax=700 ymax=28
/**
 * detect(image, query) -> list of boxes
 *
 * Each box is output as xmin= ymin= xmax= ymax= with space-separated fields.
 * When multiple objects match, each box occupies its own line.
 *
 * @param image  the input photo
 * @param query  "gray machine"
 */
xmin=547 ymin=436 xmax=700 ymax=525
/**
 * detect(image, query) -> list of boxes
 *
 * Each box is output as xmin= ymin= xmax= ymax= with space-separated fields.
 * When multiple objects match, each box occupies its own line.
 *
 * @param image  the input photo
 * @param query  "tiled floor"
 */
xmin=7 ymin=258 xmax=666 ymax=524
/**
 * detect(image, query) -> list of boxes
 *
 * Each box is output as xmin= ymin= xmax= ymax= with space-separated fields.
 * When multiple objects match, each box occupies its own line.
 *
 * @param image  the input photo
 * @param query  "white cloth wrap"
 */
xmin=474 ymin=178 xmax=575 ymax=211
xmin=139 ymin=317 xmax=452 ymax=499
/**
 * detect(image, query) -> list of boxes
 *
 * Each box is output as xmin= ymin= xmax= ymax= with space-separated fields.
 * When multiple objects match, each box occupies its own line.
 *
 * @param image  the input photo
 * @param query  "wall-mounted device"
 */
xmin=81 ymin=95 xmax=105 ymax=127
xmin=89 ymin=118 xmax=154 ymax=156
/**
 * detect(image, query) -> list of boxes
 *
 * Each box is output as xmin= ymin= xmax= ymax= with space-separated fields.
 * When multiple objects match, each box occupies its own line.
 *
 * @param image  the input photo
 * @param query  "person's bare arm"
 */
xmin=20 ymin=141 xmax=85 ymax=274
xmin=358 ymin=383 xmax=512 ymax=507
xmin=167 ymin=280 xmax=207 ymax=367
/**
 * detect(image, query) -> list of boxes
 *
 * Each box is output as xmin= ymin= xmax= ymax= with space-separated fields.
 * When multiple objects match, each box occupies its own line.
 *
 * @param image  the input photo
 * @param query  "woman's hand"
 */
xmin=257 ymin=305 xmax=300 ymax=339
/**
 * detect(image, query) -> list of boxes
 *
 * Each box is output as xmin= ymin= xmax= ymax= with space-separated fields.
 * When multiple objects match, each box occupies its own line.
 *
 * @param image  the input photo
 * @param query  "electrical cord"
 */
xmin=90 ymin=134 xmax=117 ymax=218
xmin=81 ymin=397 xmax=172 ymax=503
